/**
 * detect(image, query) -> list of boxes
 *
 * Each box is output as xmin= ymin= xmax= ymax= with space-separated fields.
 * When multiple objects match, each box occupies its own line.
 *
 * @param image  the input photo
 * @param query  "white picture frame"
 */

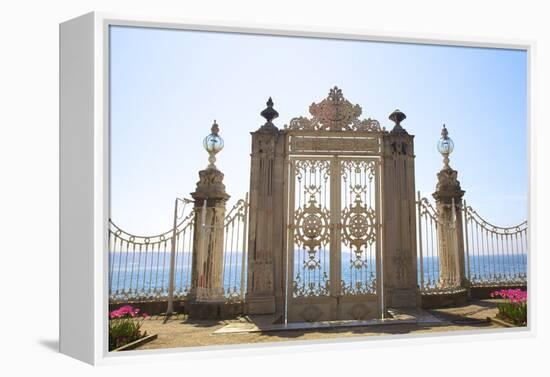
xmin=59 ymin=11 xmax=535 ymax=365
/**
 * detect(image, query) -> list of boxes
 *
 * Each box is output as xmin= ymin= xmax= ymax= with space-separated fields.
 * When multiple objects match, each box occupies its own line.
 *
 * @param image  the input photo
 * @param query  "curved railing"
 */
xmin=416 ymin=193 xmax=527 ymax=294
xmin=109 ymin=210 xmax=195 ymax=302
xmin=463 ymin=203 xmax=527 ymax=287
xmin=109 ymin=194 xmax=249 ymax=303
xmin=222 ymin=195 xmax=249 ymax=302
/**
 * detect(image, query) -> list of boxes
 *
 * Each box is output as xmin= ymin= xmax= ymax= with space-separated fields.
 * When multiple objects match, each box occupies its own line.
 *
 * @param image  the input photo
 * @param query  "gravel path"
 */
xmin=133 ymin=300 xmax=505 ymax=350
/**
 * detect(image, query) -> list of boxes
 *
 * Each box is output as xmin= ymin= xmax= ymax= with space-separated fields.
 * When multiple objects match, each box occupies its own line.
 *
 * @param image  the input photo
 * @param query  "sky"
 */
xmin=109 ymin=26 xmax=527 ymax=235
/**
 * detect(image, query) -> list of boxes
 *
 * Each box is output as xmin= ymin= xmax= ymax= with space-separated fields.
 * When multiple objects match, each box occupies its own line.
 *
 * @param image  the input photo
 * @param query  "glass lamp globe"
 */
xmin=437 ymin=124 xmax=454 ymax=156
xmin=203 ymin=120 xmax=224 ymax=169
xmin=203 ymin=133 xmax=224 ymax=154
xmin=437 ymin=137 xmax=454 ymax=156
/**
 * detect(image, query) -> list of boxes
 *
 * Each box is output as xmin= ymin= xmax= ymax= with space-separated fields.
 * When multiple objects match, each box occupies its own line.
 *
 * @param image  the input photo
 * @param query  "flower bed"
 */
xmin=109 ymin=305 xmax=150 ymax=351
xmin=490 ymin=289 xmax=527 ymax=327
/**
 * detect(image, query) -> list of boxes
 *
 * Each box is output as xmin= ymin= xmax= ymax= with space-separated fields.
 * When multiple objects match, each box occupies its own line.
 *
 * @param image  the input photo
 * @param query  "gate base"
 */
xmin=246 ymin=295 xmax=276 ymax=315
xmin=288 ymin=295 xmax=380 ymax=322
xmin=387 ymin=288 xmax=420 ymax=308
xmin=187 ymin=301 xmax=243 ymax=319
xmin=421 ymin=289 xmax=467 ymax=309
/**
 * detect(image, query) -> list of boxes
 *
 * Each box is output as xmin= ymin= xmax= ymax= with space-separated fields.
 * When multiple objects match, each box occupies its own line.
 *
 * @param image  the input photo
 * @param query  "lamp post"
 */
xmin=188 ymin=121 xmax=230 ymax=318
xmin=432 ymin=124 xmax=466 ymax=293
xmin=165 ymin=120 xmax=228 ymax=321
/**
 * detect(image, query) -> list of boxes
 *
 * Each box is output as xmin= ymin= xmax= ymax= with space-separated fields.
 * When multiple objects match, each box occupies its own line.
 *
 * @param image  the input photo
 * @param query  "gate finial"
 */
xmin=259 ymin=97 xmax=279 ymax=132
xmin=389 ymin=109 xmax=408 ymax=134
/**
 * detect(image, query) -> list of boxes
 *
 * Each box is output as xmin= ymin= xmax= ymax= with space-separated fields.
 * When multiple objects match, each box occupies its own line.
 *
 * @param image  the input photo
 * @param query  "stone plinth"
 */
xmin=432 ymin=166 xmax=466 ymax=288
xmin=188 ymin=168 xmax=229 ymax=315
xmin=381 ymin=110 xmax=420 ymax=309
xmin=245 ymin=98 xmax=286 ymax=315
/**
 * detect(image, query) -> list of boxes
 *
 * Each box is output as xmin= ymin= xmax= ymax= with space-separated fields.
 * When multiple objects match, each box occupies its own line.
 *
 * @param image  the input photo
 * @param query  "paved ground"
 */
xmin=134 ymin=299 xmax=507 ymax=350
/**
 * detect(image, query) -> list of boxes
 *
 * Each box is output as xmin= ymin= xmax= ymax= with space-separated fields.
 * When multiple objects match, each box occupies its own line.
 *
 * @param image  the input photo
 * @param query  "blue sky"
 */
xmin=110 ymin=26 xmax=527 ymax=235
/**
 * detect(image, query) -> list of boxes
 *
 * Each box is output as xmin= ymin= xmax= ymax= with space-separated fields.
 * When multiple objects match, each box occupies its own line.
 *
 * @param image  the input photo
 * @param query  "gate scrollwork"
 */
xmin=340 ymin=159 xmax=378 ymax=295
xmin=292 ymin=159 xmax=331 ymax=297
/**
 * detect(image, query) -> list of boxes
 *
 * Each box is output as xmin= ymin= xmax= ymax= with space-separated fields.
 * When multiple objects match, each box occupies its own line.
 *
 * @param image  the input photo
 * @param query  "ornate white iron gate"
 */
xmin=284 ymin=88 xmax=385 ymax=322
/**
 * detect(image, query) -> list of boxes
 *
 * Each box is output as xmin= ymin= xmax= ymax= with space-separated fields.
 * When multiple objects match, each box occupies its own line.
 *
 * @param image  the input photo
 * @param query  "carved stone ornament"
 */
xmin=286 ymin=86 xmax=384 ymax=132
xmin=191 ymin=168 xmax=230 ymax=201
xmin=348 ymin=303 xmax=371 ymax=320
xmin=258 ymin=137 xmax=276 ymax=155
xmin=300 ymin=305 xmax=323 ymax=322
xmin=289 ymin=136 xmax=379 ymax=153
xmin=391 ymin=140 xmax=408 ymax=156
xmin=435 ymin=167 xmax=462 ymax=193
xmin=252 ymin=260 xmax=273 ymax=293
xmin=393 ymin=251 xmax=411 ymax=284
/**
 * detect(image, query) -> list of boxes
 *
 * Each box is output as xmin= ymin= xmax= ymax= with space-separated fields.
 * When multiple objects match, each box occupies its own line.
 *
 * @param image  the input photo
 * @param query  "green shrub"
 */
xmin=490 ymin=289 xmax=527 ymax=326
xmin=109 ymin=305 xmax=149 ymax=351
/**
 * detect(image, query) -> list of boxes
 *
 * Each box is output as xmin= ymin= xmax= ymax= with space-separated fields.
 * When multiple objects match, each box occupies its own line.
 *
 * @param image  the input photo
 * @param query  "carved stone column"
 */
xmin=432 ymin=170 xmax=465 ymax=288
xmin=188 ymin=123 xmax=230 ymax=319
xmin=432 ymin=127 xmax=466 ymax=289
xmin=382 ymin=110 xmax=419 ymax=308
xmin=246 ymin=98 xmax=286 ymax=315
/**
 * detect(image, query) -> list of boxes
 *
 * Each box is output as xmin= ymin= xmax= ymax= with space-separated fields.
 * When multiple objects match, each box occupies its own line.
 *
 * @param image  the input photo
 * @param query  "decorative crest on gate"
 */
xmin=286 ymin=86 xmax=384 ymax=132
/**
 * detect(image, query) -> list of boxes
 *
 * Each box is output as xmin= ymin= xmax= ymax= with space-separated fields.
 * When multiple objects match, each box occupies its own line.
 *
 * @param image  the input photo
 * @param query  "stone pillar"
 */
xmin=246 ymin=98 xmax=286 ymax=315
xmin=188 ymin=125 xmax=230 ymax=319
xmin=382 ymin=110 xmax=419 ymax=308
xmin=432 ymin=162 xmax=466 ymax=289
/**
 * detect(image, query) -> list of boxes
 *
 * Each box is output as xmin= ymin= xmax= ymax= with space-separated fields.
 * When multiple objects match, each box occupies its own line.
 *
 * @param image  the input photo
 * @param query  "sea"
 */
xmin=108 ymin=251 xmax=527 ymax=295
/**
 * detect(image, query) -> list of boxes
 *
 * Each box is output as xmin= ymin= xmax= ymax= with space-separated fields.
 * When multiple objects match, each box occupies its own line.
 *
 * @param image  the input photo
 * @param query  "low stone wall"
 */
xmin=187 ymin=301 xmax=244 ymax=319
xmin=469 ymin=284 xmax=527 ymax=300
xmin=109 ymin=300 xmax=183 ymax=316
xmin=109 ymin=300 xmax=244 ymax=318
xmin=421 ymin=289 xmax=467 ymax=309
xmin=111 ymin=284 xmax=527 ymax=315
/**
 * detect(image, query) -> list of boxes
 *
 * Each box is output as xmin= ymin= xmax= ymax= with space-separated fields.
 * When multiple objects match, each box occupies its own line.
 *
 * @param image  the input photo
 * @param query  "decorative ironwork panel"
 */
xmin=291 ymin=159 xmax=331 ymax=297
xmin=463 ymin=204 xmax=527 ymax=287
xmin=109 ymin=195 xmax=249 ymax=303
xmin=340 ymin=159 xmax=378 ymax=295
xmin=222 ymin=195 xmax=249 ymax=301
xmin=108 ymin=210 xmax=195 ymax=302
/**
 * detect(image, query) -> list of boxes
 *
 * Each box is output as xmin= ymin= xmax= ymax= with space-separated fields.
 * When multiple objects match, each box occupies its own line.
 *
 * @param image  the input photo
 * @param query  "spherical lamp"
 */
xmin=203 ymin=120 xmax=224 ymax=170
xmin=437 ymin=124 xmax=454 ymax=168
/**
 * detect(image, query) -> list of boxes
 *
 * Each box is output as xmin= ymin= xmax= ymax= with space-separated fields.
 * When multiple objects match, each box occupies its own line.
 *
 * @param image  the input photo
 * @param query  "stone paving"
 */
xmin=133 ymin=299 xmax=509 ymax=351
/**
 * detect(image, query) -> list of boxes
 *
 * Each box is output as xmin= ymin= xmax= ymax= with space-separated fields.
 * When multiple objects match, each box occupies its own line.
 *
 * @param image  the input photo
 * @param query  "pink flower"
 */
xmin=109 ymin=305 xmax=150 ymax=320
xmin=110 ymin=305 xmax=138 ymax=318
xmin=490 ymin=289 xmax=527 ymax=304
